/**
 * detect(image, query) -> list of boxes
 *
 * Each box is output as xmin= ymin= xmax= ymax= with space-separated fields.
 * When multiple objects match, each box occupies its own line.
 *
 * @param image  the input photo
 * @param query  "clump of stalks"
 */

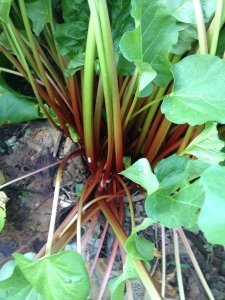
xmin=0 ymin=0 xmax=224 ymax=299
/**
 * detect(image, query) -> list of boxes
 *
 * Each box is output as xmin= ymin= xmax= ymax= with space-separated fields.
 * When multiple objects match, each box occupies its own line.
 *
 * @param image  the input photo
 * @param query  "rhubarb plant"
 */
xmin=0 ymin=0 xmax=225 ymax=299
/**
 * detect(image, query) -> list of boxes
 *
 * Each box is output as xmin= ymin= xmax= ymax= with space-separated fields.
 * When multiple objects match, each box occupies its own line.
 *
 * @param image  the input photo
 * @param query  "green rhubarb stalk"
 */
xmin=97 ymin=0 xmax=123 ymax=171
xmin=83 ymin=20 xmax=97 ymax=172
xmin=210 ymin=0 xmax=224 ymax=55
xmin=88 ymin=0 xmax=114 ymax=172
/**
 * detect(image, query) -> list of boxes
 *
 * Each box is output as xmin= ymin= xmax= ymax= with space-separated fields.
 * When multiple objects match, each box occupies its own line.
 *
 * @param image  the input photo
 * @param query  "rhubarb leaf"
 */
xmin=120 ymin=0 xmax=178 ymax=87
xmin=183 ymin=123 xmax=225 ymax=164
xmin=0 ymin=0 xmax=12 ymax=23
xmin=26 ymin=0 xmax=52 ymax=36
xmin=14 ymin=251 xmax=90 ymax=300
xmin=120 ymin=158 xmax=159 ymax=196
xmin=162 ymin=55 xmax=225 ymax=125
xmin=0 ymin=74 xmax=44 ymax=125
xmin=145 ymin=181 xmax=204 ymax=228
xmin=163 ymin=0 xmax=215 ymax=24
xmin=199 ymin=165 xmax=225 ymax=245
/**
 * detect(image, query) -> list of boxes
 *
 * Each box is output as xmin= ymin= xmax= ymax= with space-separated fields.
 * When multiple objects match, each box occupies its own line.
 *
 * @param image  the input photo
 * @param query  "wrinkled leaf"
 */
xmin=54 ymin=0 xmax=89 ymax=61
xmin=162 ymin=55 xmax=225 ymax=125
xmin=199 ymin=165 xmax=225 ymax=245
xmin=120 ymin=158 xmax=159 ymax=196
xmin=146 ymin=181 xmax=204 ymax=228
xmin=14 ymin=250 xmax=90 ymax=300
xmin=0 ymin=75 xmax=44 ymax=124
xmin=0 ymin=0 xmax=12 ymax=23
xmin=26 ymin=0 xmax=52 ymax=36
xmin=54 ymin=22 xmax=87 ymax=59
xmin=120 ymin=0 xmax=178 ymax=87
xmin=163 ymin=0 xmax=215 ymax=24
xmin=184 ymin=123 xmax=225 ymax=164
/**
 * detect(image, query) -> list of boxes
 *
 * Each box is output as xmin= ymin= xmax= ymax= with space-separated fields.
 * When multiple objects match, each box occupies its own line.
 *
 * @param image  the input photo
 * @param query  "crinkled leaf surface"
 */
xmin=0 ymin=0 xmax=12 ymax=23
xmin=146 ymin=181 xmax=204 ymax=228
xmin=199 ymin=165 xmax=225 ymax=245
xmin=13 ymin=250 xmax=90 ymax=300
xmin=162 ymin=55 xmax=225 ymax=125
xmin=0 ymin=75 xmax=43 ymax=125
xmin=120 ymin=158 xmax=159 ymax=196
xmin=26 ymin=0 xmax=52 ymax=36
xmin=120 ymin=0 xmax=178 ymax=87
xmin=163 ymin=0 xmax=215 ymax=24
xmin=184 ymin=123 xmax=225 ymax=164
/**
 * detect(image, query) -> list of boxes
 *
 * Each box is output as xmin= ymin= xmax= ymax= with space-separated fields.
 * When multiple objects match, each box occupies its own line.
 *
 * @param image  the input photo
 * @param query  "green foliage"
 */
xmin=125 ymin=233 xmax=154 ymax=261
xmin=0 ymin=191 xmax=8 ymax=232
xmin=162 ymin=55 xmax=225 ymax=125
xmin=146 ymin=181 xmax=204 ymax=228
xmin=199 ymin=166 xmax=225 ymax=245
xmin=0 ymin=74 xmax=44 ymax=125
xmin=0 ymin=0 xmax=12 ymax=23
xmin=120 ymin=0 xmax=178 ymax=87
xmin=109 ymin=258 xmax=139 ymax=300
xmin=163 ymin=0 xmax=215 ymax=24
xmin=120 ymin=158 xmax=159 ymax=196
xmin=26 ymin=0 xmax=52 ymax=36
xmin=0 ymin=251 xmax=90 ymax=300
xmin=183 ymin=123 xmax=225 ymax=164
xmin=13 ymin=251 xmax=90 ymax=300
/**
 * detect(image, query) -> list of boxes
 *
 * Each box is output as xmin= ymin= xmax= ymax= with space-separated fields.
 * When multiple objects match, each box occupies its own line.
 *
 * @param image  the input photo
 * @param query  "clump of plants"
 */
xmin=0 ymin=0 xmax=225 ymax=299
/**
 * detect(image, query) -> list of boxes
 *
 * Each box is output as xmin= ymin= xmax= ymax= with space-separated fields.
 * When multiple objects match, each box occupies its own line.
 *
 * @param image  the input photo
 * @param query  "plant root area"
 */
xmin=0 ymin=121 xmax=225 ymax=300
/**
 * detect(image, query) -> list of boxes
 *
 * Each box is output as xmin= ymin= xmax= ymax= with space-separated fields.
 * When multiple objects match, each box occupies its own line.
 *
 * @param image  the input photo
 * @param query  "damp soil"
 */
xmin=0 ymin=120 xmax=225 ymax=300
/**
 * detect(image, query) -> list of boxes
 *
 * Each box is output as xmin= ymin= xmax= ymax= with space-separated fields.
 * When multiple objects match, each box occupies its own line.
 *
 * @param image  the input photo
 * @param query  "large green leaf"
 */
xmin=0 ymin=75 xmax=44 ymax=125
xmin=154 ymin=155 xmax=190 ymax=193
xmin=146 ymin=181 xmax=204 ymax=228
xmin=26 ymin=0 xmax=52 ymax=36
xmin=163 ymin=0 xmax=215 ymax=24
xmin=183 ymin=123 xmax=225 ymax=164
xmin=120 ymin=158 xmax=159 ymax=196
xmin=14 ymin=251 xmax=90 ymax=300
xmin=199 ymin=165 xmax=225 ymax=245
xmin=0 ymin=0 xmax=12 ymax=23
xmin=120 ymin=0 xmax=178 ymax=87
xmin=162 ymin=55 xmax=225 ymax=125
xmin=0 ymin=266 xmax=43 ymax=300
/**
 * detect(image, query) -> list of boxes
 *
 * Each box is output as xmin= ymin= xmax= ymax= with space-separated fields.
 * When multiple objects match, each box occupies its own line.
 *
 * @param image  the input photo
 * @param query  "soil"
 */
xmin=0 ymin=120 xmax=225 ymax=300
